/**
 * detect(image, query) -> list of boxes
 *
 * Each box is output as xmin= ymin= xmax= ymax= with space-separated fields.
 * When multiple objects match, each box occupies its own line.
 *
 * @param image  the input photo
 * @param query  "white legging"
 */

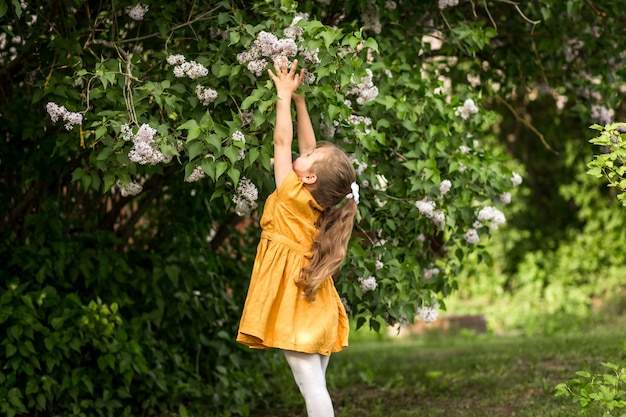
xmin=283 ymin=350 xmax=334 ymax=417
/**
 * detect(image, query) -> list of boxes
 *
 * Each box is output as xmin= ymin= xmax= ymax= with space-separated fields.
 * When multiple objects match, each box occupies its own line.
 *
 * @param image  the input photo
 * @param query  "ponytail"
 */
xmin=299 ymin=142 xmax=358 ymax=301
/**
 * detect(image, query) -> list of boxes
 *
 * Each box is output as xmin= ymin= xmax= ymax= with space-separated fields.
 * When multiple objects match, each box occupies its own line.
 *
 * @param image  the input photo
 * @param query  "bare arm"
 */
xmin=267 ymin=58 xmax=304 ymax=189
xmin=293 ymin=93 xmax=316 ymax=156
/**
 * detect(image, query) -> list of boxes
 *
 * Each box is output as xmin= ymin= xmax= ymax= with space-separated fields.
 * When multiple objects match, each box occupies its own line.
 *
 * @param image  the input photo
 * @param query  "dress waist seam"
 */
xmin=260 ymin=231 xmax=312 ymax=257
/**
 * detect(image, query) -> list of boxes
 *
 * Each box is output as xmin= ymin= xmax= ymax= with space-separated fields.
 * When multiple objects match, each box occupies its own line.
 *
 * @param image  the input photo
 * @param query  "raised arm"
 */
xmin=293 ymin=93 xmax=316 ymax=156
xmin=267 ymin=57 xmax=304 ymax=189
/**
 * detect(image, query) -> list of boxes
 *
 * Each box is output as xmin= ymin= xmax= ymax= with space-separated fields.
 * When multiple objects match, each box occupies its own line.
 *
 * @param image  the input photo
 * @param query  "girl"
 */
xmin=236 ymin=57 xmax=359 ymax=417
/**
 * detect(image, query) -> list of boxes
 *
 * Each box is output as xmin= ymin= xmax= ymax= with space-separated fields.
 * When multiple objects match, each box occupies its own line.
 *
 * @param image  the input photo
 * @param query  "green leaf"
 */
xmin=26 ymin=379 xmax=39 ymax=395
xmin=215 ymin=162 xmax=228 ymax=180
xmin=229 ymin=31 xmax=240 ymax=46
xmin=165 ymin=265 xmax=180 ymax=288
xmin=71 ymin=167 xmax=85 ymax=182
xmin=224 ymin=146 xmax=239 ymax=163
xmin=201 ymin=158 xmax=216 ymax=180
xmin=96 ymin=147 xmax=114 ymax=161
xmin=248 ymin=147 xmax=260 ymax=164
xmin=187 ymin=126 xmax=201 ymax=141
xmin=95 ymin=125 xmax=107 ymax=139
xmin=188 ymin=141 xmax=205 ymax=161
xmin=103 ymin=173 xmax=115 ymax=192
xmin=178 ymin=119 xmax=199 ymax=131
xmin=36 ymin=393 xmax=46 ymax=410
xmin=8 ymin=387 xmax=24 ymax=409
xmin=227 ymin=167 xmax=240 ymax=185
xmin=589 ymin=124 xmax=605 ymax=131
xmin=10 ymin=0 xmax=21 ymax=18
xmin=362 ymin=37 xmax=378 ymax=52
xmin=6 ymin=343 xmax=17 ymax=357
xmin=241 ymin=96 xmax=256 ymax=110
xmin=586 ymin=166 xmax=602 ymax=178
xmin=317 ymin=28 xmax=336 ymax=50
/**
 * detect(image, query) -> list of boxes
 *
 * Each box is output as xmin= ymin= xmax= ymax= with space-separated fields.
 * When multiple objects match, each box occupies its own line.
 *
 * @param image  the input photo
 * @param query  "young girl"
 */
xmin=236 ymin=57 xmax=359 ymax=417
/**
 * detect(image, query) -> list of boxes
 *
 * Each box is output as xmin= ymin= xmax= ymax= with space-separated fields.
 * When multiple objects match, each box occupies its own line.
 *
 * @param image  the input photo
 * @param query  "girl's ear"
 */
xmin=301 ymin=173 xmax=317 ymax=185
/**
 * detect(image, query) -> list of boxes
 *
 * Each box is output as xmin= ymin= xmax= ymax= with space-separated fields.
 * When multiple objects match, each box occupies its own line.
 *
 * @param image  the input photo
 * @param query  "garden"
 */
xmin=1 ymin=0 xmax=625 ymax=416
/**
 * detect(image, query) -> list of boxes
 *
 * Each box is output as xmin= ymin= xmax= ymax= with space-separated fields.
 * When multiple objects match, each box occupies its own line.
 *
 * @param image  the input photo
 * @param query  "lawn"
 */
xmin=251 ymin=317 xmax=626 ymax=417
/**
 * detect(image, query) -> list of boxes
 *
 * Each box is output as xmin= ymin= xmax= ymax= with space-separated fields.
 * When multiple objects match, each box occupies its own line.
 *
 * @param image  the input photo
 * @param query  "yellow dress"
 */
xmin=236 ymin=171 xmax=349 ymax=355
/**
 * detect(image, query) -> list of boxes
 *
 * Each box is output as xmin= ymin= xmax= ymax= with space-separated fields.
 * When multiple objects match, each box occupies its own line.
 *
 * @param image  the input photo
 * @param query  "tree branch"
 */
xmin=495 ymin=95 xmax=558 ymax=154
xmin=210 ymin=213 xmax=244 ymax=252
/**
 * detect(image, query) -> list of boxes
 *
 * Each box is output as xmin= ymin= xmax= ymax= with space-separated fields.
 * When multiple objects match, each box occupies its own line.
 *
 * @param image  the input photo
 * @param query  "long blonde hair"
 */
xmin=300 ymin=142 xmax=358 ymax=301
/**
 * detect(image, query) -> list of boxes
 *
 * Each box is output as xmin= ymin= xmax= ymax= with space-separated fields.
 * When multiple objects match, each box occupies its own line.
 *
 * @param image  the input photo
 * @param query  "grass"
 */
xmin=251 ymin=317 xmax=626 ymax=417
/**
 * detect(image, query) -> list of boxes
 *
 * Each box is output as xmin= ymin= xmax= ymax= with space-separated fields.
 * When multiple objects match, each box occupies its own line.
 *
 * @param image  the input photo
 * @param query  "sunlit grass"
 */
xmin=251 ymin=316 xmax=626 ymax=417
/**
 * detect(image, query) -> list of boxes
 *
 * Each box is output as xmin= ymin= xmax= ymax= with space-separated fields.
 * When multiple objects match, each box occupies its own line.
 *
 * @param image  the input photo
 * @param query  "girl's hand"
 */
xmin=268 ymin=56 xmax=304 ymax=99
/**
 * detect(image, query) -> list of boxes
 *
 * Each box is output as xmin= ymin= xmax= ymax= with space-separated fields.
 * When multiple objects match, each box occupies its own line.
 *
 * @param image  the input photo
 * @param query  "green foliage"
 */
xmin=556 ymin=362 xmax=626 ymax=416
xmin=446 ymin=150 xmax=626 ymax=334
xmin=588 ymin=123 xmax=626 ymax=206
xmin=0 ymin=282 xmax=144 ymax=417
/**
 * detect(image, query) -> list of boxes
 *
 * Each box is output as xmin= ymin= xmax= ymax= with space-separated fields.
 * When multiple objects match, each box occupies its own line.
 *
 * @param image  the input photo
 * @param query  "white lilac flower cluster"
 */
xmin=340 ymin=297 xmax=352 ymax=315
xmin=232 ymin=177 xmax=258 ymax=216
xmin=210 ymin=27 xmax=229 ymax=41
xmin=385 ymin=1 xmax=397 ymax=10
xmin=166 ymin=54 xmax=208 ymax=80
xmin=438 ymin=0 xmax=459 ymax=9
xmin=511 ymin=172 xmax=523 ymax=186
xmin=375 ymin=260 xmax=384 ymax=270
xmin=321 ymin=119 xmax=340 ymax=138
xmin=476 ymin=206 xmax=506 ymax=230
xmin=238 ymin=15 xmax=321 ymax=80
xmin=237 ymin=30 xmax=298 ymax=76
xmin=439 ymin=179 xmax=452 ymax=195
xmin=283 ymin=13 xmax=309 ymax=41
xmin=361 ymin=0 xmax=381 ymax=34
xmin=358 ymin=276 xmax=378 ymax=293
xmin=347 ymin=69 xmax=379 ymax=105
xmin=591 ymin=105 xmax=614 ymax=125
xmin=186 ymin=165 xmax=206 ymax=183
xmin=195 ymin=85 xmax=218 ymax=106
xmin=422 ymin=267 xmax=440 ymax=282
xmin=114 ymin=179 xmax=143 ymax=197
xmin=127 ymin=124 xmax=172 ymax=165
xmin=455 ymin=98 xmax=479 ymax=120
xmin=417 ymin=302 xmax=440 ymax=323
xmin=125 ymin=3 xmax=149 ymax=20
xmin=238 ymin=110 xmax=254 ymax=127
xmin=351 ymin=156 xmax=368 ymax=176
xmin=232 ymin=130 xmax=246 ymax=161
xmin=348 ymin=114 xmax=373 ymax=134
xmin=564 ymin=39 xmax=585 ymax=62
xmin=415 ymin=198 xmax=445 ymax=230
xmin=46 ymin=102 xmax=83 ymax=131
xmin=464 ymin=228 xmax=480 ymax=244
xmin=120 ymin=123 xmax=133 ymax=141
xmin=232 ymin=130 xmax=245 ymax=143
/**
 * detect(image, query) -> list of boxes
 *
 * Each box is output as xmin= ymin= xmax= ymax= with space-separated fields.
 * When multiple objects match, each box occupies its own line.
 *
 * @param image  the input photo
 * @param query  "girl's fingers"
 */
xmin=289 ymin=59 xmax=298 ymax=76
xmin=271 ymin=57 xmax=302 ymax=86
xmin=298 ymin=68 xmax=305 ymax=85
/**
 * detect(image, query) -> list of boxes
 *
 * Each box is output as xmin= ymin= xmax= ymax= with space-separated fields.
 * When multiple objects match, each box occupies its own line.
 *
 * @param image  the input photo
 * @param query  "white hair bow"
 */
xmin=346 ymin=182 xmax=360 ymax=205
